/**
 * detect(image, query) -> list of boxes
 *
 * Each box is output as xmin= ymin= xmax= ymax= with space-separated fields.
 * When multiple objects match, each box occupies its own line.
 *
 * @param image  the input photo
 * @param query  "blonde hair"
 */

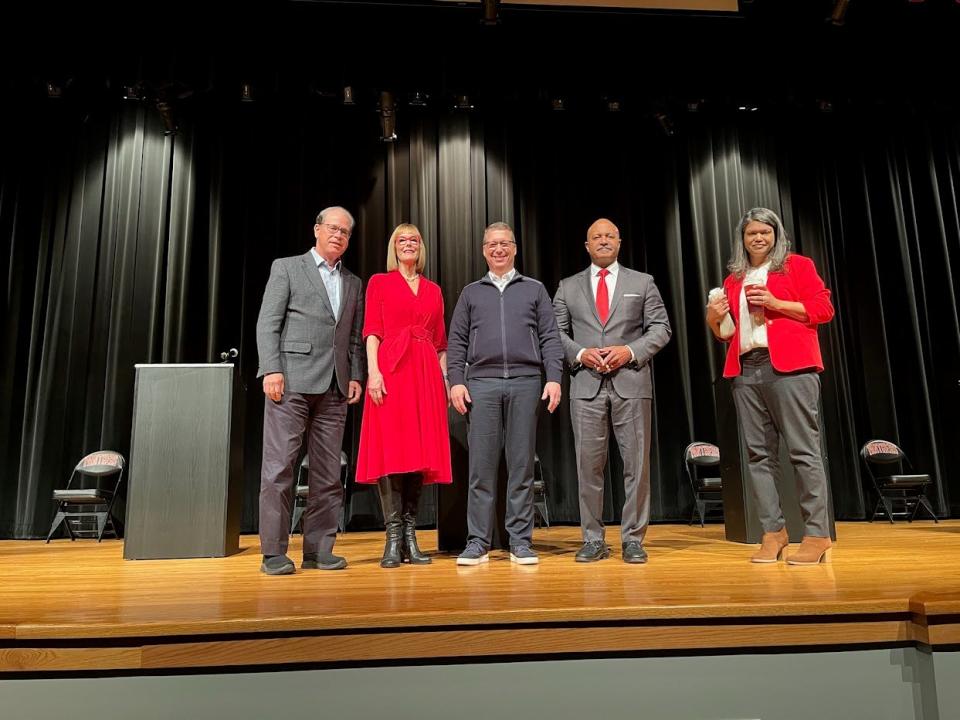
xmin=386 ymin=223 xmax=427 ymax=273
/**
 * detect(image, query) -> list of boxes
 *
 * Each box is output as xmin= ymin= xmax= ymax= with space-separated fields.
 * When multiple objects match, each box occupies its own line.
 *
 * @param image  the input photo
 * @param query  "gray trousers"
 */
xmin=731 ymin=349 xmax=830 ymax=537
xmin=466 ymin=376 xmax=541 ymax=549
xmin=259 ymin=385 xmax=347 ymax=557
xmin=572 ymin=380 xmax=652 ymax=544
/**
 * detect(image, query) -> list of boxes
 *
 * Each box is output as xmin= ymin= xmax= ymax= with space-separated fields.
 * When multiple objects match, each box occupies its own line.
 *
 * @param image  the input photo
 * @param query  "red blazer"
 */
xmin=722 ymin=254 xmax=834 ymax=378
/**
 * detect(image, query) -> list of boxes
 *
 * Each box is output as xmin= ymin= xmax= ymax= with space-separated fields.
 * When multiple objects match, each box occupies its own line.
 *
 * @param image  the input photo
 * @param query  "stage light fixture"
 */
xmin=123 ymin=84 xmax=143 ymax=101
xmin=408 ymin=91 xmax=428 ymax=108
xmin=343 ymin=86 xmax=355 ymax=106
xmin=655 ymin=111 xmax=676 ymax=137
xmin=378 ymin=90 xmax=397 ymax=142
xmin=155 ymin=100 xmax=178 ymax=136
xmin=481 ymin=0 xmax=501 ymax=25
xmin=46 ymin=81 xmax=63 ymax=99
xmin=817 ymin=99 xmax=834 ymax=113
xmin=240 ymin=82 xmax=254 ymax=103
xmin=829 ymin=0 xmax=850 ymax=26
xmin=454 ymin=94 xmax=474 ymax=111
xmin=605 ymin=98 xmax=623 ymax=112
xmin=551 ymin=97 xmax=566 ymax=112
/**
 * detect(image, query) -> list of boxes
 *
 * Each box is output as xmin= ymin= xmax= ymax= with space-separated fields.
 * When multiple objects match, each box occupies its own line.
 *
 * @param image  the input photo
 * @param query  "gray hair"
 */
xmin=315 ymin=206 xmax=356 ymax=230
xmin=482 ymin=221 xmax=516 ymax=244
xmin=727 ymin=207 xmax=791 ymax=278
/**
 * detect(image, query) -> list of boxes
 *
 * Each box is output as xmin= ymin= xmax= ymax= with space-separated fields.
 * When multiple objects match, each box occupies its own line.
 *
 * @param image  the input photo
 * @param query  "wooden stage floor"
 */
xmin=3 ymin=522 xmax=960 ymax=673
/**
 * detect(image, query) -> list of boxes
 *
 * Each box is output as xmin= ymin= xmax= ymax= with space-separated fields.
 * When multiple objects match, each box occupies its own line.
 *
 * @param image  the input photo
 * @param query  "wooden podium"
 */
xmin=714 ymin=377 xmax=836 ymax=544
xmin=123 ymin=364 xmax=243 ymax=559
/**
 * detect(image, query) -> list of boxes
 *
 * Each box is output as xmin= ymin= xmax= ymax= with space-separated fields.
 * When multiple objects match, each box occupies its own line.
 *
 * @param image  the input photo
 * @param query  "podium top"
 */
xmin=135 ymin=363 xmax=235 ymax=369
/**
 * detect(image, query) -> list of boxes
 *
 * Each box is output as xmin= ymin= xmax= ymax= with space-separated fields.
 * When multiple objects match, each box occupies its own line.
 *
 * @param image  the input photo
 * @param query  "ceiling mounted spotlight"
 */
xmin=551 ymin=97 xmax=566 ymax=112
xmin=408 ymin=90 xmax=428 ymax=108
xmin=829 ymin=0 xmax=851 ymax=26
xmin=240 ymin=82 xmax=254 ymax=103
xmin=46 ymin=81 xmax=63 ymax=99
xmin=343 ymin=86 xmax=356 ymax=106
xmin=123 ymin=84 xmax=143 ymax=101
xmin=155 ymin=100 xmax=178 ymax=136
xmin=481 ymin=0 xmax=501 ymax=26
xmin=654 ymin=112 xmax=676 ymax=137
xmin=454 ymin=94 xmax=474 ymax=111
xmin=378 ymin=90 xmax=397 ymax=142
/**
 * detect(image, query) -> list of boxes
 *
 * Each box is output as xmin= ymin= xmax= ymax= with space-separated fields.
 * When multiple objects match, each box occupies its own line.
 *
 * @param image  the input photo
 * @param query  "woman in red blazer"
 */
xmin=706 ymin=208 xmax=835 ymax=565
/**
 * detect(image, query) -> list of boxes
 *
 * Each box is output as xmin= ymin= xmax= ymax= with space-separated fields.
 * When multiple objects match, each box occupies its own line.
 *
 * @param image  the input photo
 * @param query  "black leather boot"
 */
xmin=378 ymin=476 xmax=403 ymax=568
xmin=400 ymin=474 xmax=431 ymax=564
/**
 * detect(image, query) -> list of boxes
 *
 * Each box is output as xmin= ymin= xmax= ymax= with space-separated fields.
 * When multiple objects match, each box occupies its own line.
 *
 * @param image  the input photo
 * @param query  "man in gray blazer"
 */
xmin=255 ymin=206 xmax=364 ymax=575
xmin=553 ymin=218 xmax=671 ymax=564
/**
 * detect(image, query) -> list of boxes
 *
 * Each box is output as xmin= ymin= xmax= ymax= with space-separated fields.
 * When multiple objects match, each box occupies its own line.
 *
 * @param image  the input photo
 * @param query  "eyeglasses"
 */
xmin=397 ymin=236 xmax=421 ymax=246
xmin=321 ymin=223 xmax=352 ymax=238
xmin=483 ymin=241 xmax=516 ymax=250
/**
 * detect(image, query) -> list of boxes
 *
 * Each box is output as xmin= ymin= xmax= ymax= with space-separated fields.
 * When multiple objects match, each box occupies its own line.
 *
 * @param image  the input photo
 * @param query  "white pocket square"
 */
xmin=623 ymin=293 xmax=642 ymax=297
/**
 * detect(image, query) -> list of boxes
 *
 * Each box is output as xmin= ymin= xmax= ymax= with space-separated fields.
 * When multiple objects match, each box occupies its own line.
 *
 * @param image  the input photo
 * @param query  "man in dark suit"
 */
xmin=553 ymin=218 xmax=671 ymax=564
xmin=255 ymin=206 xmax=364 ymax=575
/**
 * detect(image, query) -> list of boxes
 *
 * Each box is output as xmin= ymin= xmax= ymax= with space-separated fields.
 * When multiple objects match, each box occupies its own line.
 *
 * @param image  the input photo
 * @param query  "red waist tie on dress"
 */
xmin=378 ymin=324 xmax=433 ymax=373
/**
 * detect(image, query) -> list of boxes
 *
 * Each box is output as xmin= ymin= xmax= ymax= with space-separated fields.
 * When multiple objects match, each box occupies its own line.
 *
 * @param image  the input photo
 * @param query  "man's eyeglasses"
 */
xmin=483 ymin=241 xmax=516 ymax=250
xmin=321 ymin=223 xmax=352 ymax=238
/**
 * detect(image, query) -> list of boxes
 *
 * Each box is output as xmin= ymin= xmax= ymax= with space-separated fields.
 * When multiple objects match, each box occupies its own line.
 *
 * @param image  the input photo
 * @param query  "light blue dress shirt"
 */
xmin=310 ymin=248 xmax=342 ymax=319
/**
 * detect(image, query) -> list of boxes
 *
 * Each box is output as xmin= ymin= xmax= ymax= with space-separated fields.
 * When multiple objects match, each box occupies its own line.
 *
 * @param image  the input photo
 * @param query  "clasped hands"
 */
xmin=580 ymin=346 xmax=633 ymax=374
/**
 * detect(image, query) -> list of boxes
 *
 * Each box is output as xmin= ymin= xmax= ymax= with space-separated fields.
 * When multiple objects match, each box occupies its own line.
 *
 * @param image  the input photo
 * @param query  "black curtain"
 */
xmin=3 ymin=3 xmax=959 ymax=538
xmin=3 ymin=96 xmax=959 ymax=539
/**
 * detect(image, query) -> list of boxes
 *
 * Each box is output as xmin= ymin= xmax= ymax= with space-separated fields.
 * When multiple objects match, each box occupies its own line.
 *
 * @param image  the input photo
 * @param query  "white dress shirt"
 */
xmin=488 ymin=268 xmax=517 ymax=294
xmin=738 ymin=261 xmax=770 ymax=354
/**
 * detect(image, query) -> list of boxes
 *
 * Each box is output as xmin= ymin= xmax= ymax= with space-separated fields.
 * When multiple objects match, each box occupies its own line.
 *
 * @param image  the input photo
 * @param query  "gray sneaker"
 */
xmin=260 ymin=554 xmax=295 ymax=575
xmin=509 ymin=544 xmax=539 ymax=565
xmin=457 ymin=540 xmax=489 ymax=566
xmin=302 ymin=551 xmax=347 ymax=570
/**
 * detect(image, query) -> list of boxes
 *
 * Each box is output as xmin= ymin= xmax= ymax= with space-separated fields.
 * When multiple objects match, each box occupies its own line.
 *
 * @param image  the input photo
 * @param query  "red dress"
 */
xmin=355 ymin=271 xmax=452 ymax=485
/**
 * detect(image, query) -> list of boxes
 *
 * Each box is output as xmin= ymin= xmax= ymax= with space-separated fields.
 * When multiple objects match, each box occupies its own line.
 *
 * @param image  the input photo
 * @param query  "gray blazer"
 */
xmin=553 ymin=265 xmax=671 ymax=400
xmin=256 ymin=251 xmax=365 ymax=395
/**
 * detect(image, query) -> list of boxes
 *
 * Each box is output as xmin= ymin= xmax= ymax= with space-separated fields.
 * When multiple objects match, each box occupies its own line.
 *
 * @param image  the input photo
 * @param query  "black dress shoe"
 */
xmin=302 ymin=551 xmax=347 ymax=570
xmin=621 ymin=541 xmax=648 ymax=564
xmin=575 ymin=541 xmax=610 ymax=563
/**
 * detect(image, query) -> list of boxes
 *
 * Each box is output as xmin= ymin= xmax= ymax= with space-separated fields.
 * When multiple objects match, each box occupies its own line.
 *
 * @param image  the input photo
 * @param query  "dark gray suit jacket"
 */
xmin=256 ymin=251 xmax=365 ymax=395
xmin=553 ymin=265 xmax=671 ymax=400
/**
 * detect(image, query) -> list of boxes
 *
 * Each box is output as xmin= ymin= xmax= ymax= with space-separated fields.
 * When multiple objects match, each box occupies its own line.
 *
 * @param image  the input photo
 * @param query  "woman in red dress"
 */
xmin=356 ymin=223 xmax=452 ymax=568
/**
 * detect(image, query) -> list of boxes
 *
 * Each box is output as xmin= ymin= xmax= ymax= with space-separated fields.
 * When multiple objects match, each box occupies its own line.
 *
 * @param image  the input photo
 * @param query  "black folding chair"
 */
xmin=860 ymin=439 xmax=938 ymax=523
xmin=683 ymin=441 xmax=724 ymax=527
xmin=46 ymin=451 xmax=125 ymax=542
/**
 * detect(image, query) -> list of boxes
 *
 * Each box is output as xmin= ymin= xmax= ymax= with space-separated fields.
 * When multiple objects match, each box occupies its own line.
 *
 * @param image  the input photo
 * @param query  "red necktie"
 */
xmin=596 ymin=268 xmax=610 ymax=324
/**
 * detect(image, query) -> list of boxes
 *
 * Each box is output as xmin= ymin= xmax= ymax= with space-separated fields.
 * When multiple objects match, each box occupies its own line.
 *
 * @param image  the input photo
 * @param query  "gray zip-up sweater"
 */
xmin=447 ymin=273 xmax=564 ymax=387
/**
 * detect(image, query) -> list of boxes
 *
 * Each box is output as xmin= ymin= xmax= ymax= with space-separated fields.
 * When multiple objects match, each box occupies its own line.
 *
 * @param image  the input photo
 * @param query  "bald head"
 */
xmin=585 ymin=218 xmax=621 ymax=268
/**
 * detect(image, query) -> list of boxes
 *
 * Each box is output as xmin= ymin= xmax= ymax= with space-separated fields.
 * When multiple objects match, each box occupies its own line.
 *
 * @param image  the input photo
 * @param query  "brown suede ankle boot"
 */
xmin=786 ymin=536 xmax=832 ymax=565
xmin=750 ymin=527 xmax=790 ymax=563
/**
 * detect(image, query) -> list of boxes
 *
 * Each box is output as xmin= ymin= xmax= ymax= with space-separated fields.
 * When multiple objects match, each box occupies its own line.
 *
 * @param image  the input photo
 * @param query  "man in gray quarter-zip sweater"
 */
xmin=447 ymin=222 xmax=564 ymax=567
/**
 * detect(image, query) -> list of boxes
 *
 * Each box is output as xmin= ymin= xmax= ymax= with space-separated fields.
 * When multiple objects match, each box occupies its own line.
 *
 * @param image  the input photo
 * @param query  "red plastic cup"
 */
xmin=744 ymin=283 xmax=764 ymax=315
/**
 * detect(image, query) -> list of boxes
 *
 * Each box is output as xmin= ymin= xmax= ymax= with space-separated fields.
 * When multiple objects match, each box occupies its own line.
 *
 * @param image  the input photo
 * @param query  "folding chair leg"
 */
xmin=46 ymin=511 xmax=67 ymax=543
xmin=880 ymin=497 xmax=895 ymax=524
xmin=290 ymin=503 xmax=305 ymax=535
xmin=918 ymin=496 xmax=939 ymax=523
xmin=696 ymin=499 xmax=706 ymax=528
xmin=908 ymin=498 xmax=920 ymax=522
xmin=96 ymin=512 xmax=109 ymax=541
